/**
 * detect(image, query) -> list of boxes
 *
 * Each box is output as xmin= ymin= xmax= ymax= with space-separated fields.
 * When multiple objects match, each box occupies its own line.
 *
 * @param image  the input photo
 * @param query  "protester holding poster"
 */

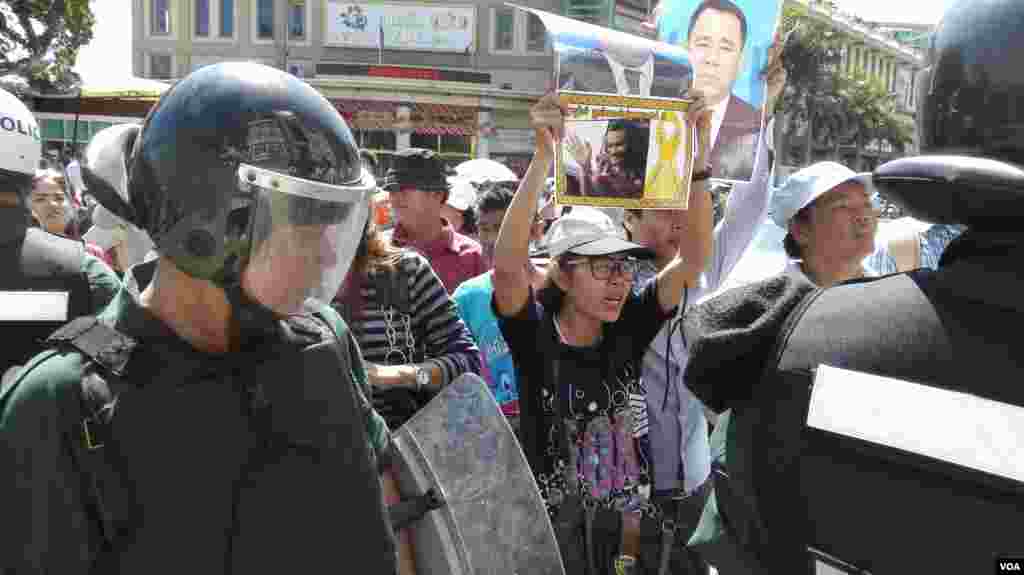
xmin=658 ymin=0 xmax=785 ymax=182
xmin=514 ymin=5 xmax=700 ymax=210
xmin=491 ymin=89 xmax=713 ymax=575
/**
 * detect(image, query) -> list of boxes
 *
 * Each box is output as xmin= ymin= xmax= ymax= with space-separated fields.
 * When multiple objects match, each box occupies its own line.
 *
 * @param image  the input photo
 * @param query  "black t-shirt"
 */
xmin=494 ymin=280 xmax=674 ymax=516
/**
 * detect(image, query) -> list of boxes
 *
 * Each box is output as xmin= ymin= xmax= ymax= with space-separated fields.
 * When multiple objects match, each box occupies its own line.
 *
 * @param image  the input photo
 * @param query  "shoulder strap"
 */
xmin=47 ymin=317 xmax=138 ymax=377
xmin=45 ymin=317 xmax=140 ymax=562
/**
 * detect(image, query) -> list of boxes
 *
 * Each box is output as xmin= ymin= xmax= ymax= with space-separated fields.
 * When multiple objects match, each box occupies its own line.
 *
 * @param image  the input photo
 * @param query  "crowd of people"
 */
xmin=1 ymin=0 xmax=1018 ymax=572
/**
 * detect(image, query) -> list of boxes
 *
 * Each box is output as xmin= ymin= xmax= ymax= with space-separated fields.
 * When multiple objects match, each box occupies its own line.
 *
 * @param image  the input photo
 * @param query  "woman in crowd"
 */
xmin=333 ymin=211 xmax=482 ymax=431
xmin=491 ymin=91 xmax=712 ymax=575
xmin=29 ymin=168 xmax=113 ymax=266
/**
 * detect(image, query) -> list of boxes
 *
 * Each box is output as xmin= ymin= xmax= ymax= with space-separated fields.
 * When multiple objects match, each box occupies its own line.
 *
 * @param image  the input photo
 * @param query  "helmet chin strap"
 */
xmin=222 ymin=281 xmax=284 ymax=351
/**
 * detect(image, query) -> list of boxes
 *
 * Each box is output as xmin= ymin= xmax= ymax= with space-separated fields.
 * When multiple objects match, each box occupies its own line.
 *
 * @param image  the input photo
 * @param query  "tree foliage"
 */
xmin=777 ymin=1 xmax=913 ymax=165
xmin=0 ymin=0 xmax=96 ymax=95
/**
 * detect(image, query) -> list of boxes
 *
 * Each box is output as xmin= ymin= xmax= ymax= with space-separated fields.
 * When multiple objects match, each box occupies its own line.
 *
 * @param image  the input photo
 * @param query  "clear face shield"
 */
xmin=236 ymin=163 xmax=372 ymax=316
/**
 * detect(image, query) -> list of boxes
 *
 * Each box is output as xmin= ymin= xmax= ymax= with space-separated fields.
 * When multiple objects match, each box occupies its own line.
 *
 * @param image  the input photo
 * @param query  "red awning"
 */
xmin=333 ymin=99 xmax=477 ymax=136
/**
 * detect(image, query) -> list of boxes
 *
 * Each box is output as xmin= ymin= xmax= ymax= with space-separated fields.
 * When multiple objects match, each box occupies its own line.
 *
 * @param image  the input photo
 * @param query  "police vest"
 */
xmin=0 ymin=227 xmax=93 ymax=376
xmin=33 ymin=308 xmax=397 ymax=573
xmin=715 ymin=255 xmax=1024 ymax=574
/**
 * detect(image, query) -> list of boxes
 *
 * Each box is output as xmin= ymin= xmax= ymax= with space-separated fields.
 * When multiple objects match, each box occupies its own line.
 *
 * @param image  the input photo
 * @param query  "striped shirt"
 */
xmin=334 ymin=250 xmax=482 ymax=393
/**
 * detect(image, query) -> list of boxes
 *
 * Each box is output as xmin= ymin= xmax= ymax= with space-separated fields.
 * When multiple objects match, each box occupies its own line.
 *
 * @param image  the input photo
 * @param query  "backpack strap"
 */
xmin=46 ymin=317 xmax=140 ymax=563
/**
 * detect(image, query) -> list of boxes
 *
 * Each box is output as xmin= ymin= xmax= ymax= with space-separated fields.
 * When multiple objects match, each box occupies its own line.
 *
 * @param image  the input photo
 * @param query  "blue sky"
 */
xmin=835 ymin=0 xmax=957 ymax=26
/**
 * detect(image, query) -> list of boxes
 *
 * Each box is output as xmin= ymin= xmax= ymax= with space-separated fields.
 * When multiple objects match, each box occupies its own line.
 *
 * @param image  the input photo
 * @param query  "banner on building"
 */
xmin=324 ymin=2 xmax=476 ymax=53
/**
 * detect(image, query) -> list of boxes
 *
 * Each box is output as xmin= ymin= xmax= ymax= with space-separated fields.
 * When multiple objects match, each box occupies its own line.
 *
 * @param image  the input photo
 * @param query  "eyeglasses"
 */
xmin=567 ymin=257 xmax=640 ymax=281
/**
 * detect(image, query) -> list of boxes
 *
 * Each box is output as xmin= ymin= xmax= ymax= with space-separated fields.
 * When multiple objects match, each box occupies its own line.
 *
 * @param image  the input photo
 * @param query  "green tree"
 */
xmin=839 ymin=71 xmax=914 ymax=169
xmin=777 ymin=1 xmax=914 ymax=168
xmin=0 ymin=0 xmax=96 ymax=95
xmin=778 ymin=2 xmax=846 ymax=165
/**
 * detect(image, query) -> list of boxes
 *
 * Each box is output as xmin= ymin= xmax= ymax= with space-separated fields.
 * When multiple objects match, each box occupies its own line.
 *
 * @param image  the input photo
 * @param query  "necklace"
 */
xmin=553 ymin=313 xmax=602 ymax=346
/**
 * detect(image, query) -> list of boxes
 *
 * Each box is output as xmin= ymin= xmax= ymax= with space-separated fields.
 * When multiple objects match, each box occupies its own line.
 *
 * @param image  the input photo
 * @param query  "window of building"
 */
xmin=493 ymin=8 xmax=515 ymax=52
xmin=491 ymin=9 xmax=548 ymax=55
xmin=150 ymin=53 xmax=173 ymax=79
xmin=195 ymin=0 xmax=210 ymax=37
xmin=151 ymin=0 xmax=172 ymax=36
xmin=220 ymin=0 xmax=234 ymax=37
xmin=289 ymin=1 xmax=306 ymax=41
xmin=257 ymin=0 xmax=274 ymax=39
xmin=525 ymin=12 xmax=546 ymax=53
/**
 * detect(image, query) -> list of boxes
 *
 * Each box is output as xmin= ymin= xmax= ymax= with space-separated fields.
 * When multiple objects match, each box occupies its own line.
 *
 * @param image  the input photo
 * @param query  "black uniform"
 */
xmin=0 ymin=206 xmax=120 ymax=383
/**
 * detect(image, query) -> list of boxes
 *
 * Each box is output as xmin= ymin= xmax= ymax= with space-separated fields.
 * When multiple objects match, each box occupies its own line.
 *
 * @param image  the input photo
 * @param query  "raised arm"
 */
xmin=655 ymin=97 xmax=714 ymax=312
xmin=492 ymin=93 xmax=564 ymax=317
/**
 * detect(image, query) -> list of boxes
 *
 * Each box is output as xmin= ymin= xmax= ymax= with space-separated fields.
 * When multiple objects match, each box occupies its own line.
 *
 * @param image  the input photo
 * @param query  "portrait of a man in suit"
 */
xmin=685 ymin=0 xmax=761 ymax=180
xmin=557 ymin=45 xmax=692 ymax=98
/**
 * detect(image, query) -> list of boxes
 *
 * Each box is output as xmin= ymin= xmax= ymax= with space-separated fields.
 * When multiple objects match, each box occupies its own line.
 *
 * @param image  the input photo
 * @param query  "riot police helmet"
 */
xmin=875 ymin=0 xmax=1024 ymax=228
xmin=0 ymin=87 xmax=42 ymax=195
xmin=85 ymin=62 xmax=373 ymax=315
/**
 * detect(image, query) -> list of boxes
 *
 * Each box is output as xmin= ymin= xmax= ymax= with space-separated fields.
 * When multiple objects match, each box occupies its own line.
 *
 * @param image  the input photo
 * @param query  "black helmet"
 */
xmin=874 ymin=0 xmax=1024 ymax=228
xmin=919 ymin=0 xmax=1024 ymax=163
xmin=86 ymin=62 xmax=373 ymax=314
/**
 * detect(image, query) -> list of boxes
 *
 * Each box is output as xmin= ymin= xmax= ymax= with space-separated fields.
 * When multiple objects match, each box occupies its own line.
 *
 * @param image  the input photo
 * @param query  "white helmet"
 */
xmin=0 ymin=87 xmax=41 ymax=182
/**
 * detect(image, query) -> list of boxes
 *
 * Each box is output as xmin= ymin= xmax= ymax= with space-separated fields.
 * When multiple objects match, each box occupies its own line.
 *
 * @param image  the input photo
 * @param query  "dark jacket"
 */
xmin=0 ymin=265 xmax=396 ymax=574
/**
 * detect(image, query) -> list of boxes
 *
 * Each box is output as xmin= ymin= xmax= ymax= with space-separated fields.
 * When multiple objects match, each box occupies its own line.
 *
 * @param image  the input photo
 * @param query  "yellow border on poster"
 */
xmin=555 ymin=91 xmax=705 ymax=210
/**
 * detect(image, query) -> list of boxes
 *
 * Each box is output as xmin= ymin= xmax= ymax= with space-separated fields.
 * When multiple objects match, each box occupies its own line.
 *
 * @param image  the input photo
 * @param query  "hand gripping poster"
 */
xmin=511 ymin=5 xmax=702 ymax=210
xmin=657 ymin=0 xmax=785 ymax=182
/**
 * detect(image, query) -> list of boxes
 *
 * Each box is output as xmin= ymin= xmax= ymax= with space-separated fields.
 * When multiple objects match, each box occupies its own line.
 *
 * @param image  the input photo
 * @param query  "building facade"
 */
xmin=796 ymin=0 xmax=925 ymax=170
xmin=132 ymin=0 xmax=560 ymax=178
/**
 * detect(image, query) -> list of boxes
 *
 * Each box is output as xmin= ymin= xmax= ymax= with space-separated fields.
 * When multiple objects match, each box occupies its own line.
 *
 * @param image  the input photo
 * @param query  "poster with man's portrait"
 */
xmin=657 ymin=0 xmax=784 ymax=182
xmin=510 ymin=5 xmax=702 ymax=209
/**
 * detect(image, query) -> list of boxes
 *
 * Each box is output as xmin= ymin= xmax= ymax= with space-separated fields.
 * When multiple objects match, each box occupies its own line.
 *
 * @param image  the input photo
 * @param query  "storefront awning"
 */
xmin=333 ymin=99 xmax=477 ymax=136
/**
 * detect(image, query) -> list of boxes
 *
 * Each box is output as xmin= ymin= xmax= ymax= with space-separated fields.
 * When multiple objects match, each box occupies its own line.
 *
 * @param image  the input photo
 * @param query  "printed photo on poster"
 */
xmin=555 ymin=93 xmax=699 ymax=210
xmin=657 ymin=0 xmax=784 ymax=182
xmin=509 ymin=5 xmax=701 ymax=209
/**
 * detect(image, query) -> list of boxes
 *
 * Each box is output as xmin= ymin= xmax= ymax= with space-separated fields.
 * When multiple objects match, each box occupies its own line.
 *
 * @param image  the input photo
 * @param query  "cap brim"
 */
xmin=802 ymin=172 xmax=874 ymax=213
xmin=551 ymin=235 xmax=654 ymax=259
xmin=775 ymin=172 xmax=874 ymax=229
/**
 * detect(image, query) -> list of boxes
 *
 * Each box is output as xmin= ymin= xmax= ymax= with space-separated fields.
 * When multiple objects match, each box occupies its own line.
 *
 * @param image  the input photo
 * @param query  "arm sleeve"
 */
xmin=623 ymin=277 xmax=678 ymax=359
xmin=313 ymin=301 xmax=392 ymax=457
xmin=81 ymin=253 xmax=122 ymax=314
xmin=409 ymin=255 xmax=483 ymax=386
xmin=492 ymin=288 xmax=545 ymax=471
xmin=0 ymin=355 xmax=98 ymax=573
xmin=704 ymin=131 xmax=774 ymax=294
xmin=345 ymin=329 xmax=391 ymax=456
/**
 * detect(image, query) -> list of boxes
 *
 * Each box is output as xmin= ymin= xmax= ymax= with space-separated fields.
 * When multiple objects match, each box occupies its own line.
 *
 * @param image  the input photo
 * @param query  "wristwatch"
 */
xmin=414 ymin=365 xmax=431 ymax=392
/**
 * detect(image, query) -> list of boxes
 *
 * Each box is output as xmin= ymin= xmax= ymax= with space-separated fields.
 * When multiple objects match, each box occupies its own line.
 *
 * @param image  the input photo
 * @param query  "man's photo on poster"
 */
xmin=657 ymin=0 xmax=784 ymax=182
xmin=556 ymin=95 xmax=697 ymax=210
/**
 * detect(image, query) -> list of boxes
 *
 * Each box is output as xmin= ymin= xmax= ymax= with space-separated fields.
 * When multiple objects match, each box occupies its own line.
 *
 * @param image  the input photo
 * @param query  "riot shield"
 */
xmin=391 ymin=373 xmax=565 ymax=575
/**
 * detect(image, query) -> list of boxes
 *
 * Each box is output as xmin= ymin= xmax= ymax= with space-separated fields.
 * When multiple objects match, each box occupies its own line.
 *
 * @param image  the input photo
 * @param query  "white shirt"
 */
xmin=641 ymin=126 xmax=775 ymax=493
xmin=709 ymin=97 xmax=729 ymax=150
xmin=605 ymin=53 xmax=654 ymax=96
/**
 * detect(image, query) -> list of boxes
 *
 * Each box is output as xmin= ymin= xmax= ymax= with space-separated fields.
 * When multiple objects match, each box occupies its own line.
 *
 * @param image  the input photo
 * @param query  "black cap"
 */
xmin=381 ymin=148 xmax=454 ymax=193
